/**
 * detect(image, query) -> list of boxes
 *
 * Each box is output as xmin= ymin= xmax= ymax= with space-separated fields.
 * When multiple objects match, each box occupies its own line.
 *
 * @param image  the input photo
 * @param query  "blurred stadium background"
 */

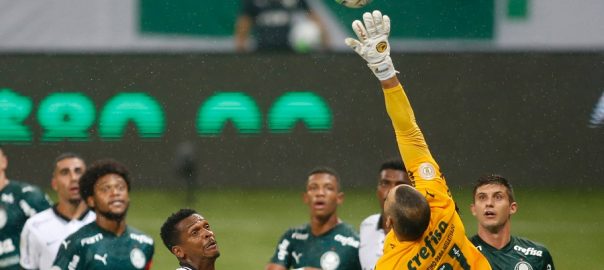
xmin=1 ymin=0 xmax=603 ymax=269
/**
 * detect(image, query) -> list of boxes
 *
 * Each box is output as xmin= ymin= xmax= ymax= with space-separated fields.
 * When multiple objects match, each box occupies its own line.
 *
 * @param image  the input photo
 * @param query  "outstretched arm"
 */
xmin=346 ymin=10 xmax=434 ymax=171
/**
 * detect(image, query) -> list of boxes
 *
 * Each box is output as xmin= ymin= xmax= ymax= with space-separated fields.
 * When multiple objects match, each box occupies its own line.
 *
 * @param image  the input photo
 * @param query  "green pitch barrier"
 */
xmin=100 ymin=188 xmax=603 ymax=269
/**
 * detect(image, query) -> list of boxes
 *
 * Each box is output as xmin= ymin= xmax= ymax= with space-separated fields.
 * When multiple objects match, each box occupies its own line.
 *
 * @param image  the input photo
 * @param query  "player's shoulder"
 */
xmin=22 ymin=207 xmax=56 ymax=228
xmin=511 ymin=235 xmax=551 ymax=253
xmin=66 ymin=222 xmax=101 ymax=240
xmin=8 ymin=180 xmax=42 ymax=194
xmin=281 ymin=223 xmax=311 ymax=239
xmin=126 ymin=225 xmax=155 ymax=245
xmin=334 ymin=221 xmax=359 ymax=238
xmin=360 ymin=213 xmax=380 ymax=227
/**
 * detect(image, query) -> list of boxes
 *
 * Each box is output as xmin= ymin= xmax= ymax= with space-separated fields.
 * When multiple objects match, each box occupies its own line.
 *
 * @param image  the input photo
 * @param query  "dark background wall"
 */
xmin=0 ymin=53 xmax=602 ymax=189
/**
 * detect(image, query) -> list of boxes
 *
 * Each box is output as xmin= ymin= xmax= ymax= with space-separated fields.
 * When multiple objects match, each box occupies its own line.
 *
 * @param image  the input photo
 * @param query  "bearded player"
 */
xmin=346 ymin=10 xmax=492 ymax=269
xmin=52 ymin=159 xmax=154 ymax=270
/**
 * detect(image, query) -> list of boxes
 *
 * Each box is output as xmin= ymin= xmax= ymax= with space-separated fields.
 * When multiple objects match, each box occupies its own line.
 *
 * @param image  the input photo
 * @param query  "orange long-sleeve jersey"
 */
xmin=375 ymin=84 xmax=491 ymax=270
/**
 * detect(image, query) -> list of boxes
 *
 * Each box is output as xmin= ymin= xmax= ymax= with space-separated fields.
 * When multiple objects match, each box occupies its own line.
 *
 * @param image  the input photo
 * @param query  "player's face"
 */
xmin=89 ymin=173 xmax=129 ymax=221
xmin=0 ymin=149 xmax=7 ymax=172
xmin=304 ymin=173 xmax=343 ymax=219
xmin=52 ymin=158 xmax=86 ymax=204
xmin=471 ymin=184 xmax=517 ymax=232
xmin=377 ymin=169 xmax=409 ymax=211
xmin=174 ymin=214 xmax=220 ymax=261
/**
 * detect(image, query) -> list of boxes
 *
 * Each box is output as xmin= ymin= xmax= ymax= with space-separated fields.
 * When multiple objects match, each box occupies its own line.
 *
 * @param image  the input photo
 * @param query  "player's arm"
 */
xmin=52 ymin=238 xmax=82 ymax=270
xmin=19 ymin=220 xmax=40 ymax=270
xmin=345 ymin=11 xmax=436 ymax=176
xmin=21 ymin=185 xmax=52 ymax=216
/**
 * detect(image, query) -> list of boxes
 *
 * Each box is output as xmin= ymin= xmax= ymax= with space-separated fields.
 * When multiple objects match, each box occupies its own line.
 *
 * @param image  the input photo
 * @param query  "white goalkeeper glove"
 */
xmin=345 ymin=10 xmax=397 ymax=81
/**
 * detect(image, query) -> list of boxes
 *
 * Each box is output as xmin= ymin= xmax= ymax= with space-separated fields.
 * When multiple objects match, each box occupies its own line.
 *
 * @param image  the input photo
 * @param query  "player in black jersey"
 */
xmin=161 ymin=208 xmax=220 ymax=270
xmin=470 ymin=174 xmax=555 ymax=270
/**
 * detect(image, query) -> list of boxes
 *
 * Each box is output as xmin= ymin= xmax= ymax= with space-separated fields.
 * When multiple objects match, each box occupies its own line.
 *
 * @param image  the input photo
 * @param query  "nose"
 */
xmin=204 ymin=229 xmax=215 ymax=238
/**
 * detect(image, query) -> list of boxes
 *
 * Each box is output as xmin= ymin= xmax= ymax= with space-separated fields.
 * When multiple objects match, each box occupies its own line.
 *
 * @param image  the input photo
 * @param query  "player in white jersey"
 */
xmin=20 ymin=153 xmax=95 ymax=270
xmin=359 ymin=160 xmax=409 ymax=270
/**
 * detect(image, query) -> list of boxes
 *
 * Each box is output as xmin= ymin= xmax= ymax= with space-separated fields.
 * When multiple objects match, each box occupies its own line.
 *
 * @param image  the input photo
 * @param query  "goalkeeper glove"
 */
xmin=345 ymin=10 xmax=397 ymax=81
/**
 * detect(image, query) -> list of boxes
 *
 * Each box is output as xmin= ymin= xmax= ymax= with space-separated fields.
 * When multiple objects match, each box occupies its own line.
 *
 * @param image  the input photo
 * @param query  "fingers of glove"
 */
xmin=352 ymin=20 xmax=368 ymax=42
xmin=344 ymin=38 xmax=363 ymax=54
xmin=363 ymin=12 xmax=377 ymax=38
xmin=383 ymin=15 xmax=391 ymax=36
xmin=372 ymin=10 xmax=385 ymax=35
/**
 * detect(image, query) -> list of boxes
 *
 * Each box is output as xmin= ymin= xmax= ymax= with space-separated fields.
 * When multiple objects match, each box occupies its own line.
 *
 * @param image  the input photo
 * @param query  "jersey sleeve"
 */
xmin=542 ymin=248 xmax=555 ymax=270
xmin=52 ymin=237 xmax=83 ymax=270
xmin=19 ymin=219 xmax=41 ymax=269
xmin=382 ymin=84 xmax=449 ymax=196
xmin=269 ymin=229 xmax=294 ymax=268
xmin=20 ymin=185 xmax=52 ymax=217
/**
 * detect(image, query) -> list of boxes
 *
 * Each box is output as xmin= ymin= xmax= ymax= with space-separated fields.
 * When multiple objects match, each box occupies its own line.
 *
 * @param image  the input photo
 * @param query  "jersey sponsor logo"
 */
xmin=0 ymin=207 xmax=6 ymax=229
xmin=0 ymin=239 xmax=16 ymax=256
xmin=130 ymin=248 xmax=146 ymax=269
xmin=291 ymin=232 xmax=308 ymax=240
xmin=320 ymin=251 xmax=340 ymax=270
xmin=1 ymin=193 xmax=13 ymax=204
xmin=292 ymin=251 xmax=303 ymax=264
xmin=418 ymin=163 xmax=436 ymax=180
xmin=514 ymin=261 xmax=534 ymax=270
xmin=407 ymin=221 xmax=452 ymax=270
xmin=277 ymin=239 xmax=290 ymax=260
xmin=94 ymin=253 xmax=108 ymax=265
xmin=80 ymin=233 xmax=103 ymax=246
xmin=68 ymin=255 xmax=80 ymax=270
xmin=513 ymin=245 xmax=543 ymax=257
xmin=130 ymin=233 xmax=154 ymax=245
xmin=334 ymin=234 xmax=360 ymax=248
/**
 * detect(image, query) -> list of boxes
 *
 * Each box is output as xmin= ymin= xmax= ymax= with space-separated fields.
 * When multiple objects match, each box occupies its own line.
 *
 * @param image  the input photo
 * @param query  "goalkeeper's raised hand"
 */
xmin=345 ymin=10 xmax=397 ymax=81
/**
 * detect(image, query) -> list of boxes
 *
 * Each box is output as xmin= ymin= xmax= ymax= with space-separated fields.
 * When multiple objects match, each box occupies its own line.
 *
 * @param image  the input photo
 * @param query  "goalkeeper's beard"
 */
xmin=97 ymin=205 xmax=129 ymax=221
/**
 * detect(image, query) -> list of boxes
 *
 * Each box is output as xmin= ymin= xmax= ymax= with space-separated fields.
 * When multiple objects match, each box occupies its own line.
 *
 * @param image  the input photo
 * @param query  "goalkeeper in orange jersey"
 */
xmin=345 ymin=11 xmax=492 ymax=270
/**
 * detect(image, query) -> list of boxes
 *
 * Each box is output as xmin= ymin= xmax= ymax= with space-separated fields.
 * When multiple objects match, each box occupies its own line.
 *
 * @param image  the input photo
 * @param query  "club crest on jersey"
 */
xmin=514 ymin=261 xmax=533 ymax=270
xmin=0 ymin=207 xmax=6 ymax=229
xmin=130 ymin=248 xmax=146 ymax=269
xmin=320 ymin=251 xmax=340 ymax=270
xmin=418 ymin=163 xmax=436 ymax=180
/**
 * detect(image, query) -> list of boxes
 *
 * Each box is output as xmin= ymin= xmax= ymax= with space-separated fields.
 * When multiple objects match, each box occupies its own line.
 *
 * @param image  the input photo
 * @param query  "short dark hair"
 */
xmin=308 ymin=166 xmax=340 ymax=188
xmin=54 ymin=152 xmax=84 ymax=170
xmin=79 ymin=159 xmax=131 ymax=201
xmin=389 ymin=186 xmax=431 ymax=241
xmin=472 ymin=174 xmax=515 ymax=203
xmin=160 ymin=208 xmax=198 ymax=251
xmin=379 ymin=158 xmax=406 ymax=173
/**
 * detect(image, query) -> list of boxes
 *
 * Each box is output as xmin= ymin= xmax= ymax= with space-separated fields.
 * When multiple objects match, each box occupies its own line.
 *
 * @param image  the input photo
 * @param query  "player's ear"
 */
xmin=171 ymin=245 xmax=184 ymax=258
xmin=302 ymin=191 xmax=310 ymax=204
xmin=51 ymin=177 xmax=59 ymax=191
xmin=509 ymin=201 xmax=518 ymax=215
xmin=86 ymin=196 xmax=95 ymax=208
xmin=470 ymin=203 xmax=477 ymax=216
xmin=336 ymin=191 xmax=344 ymax=205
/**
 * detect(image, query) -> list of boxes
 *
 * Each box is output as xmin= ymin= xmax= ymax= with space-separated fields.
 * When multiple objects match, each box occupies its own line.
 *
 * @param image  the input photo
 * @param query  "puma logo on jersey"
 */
xmin=61 ymin=240 xmax=71 ymax=249
xmin=292 ymin=251 xmax=303 ymax=264
xmin=94 ymin=253 xmax=108 ymax=265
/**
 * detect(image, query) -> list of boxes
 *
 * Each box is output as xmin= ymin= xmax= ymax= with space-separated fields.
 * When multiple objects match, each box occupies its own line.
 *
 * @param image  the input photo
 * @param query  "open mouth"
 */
xmin=484 ymin=210 xmax=496 ymax=217
xmin=109 ymin=200 xmax=125 ymax=207
xmin=313 ymin=201 xmax=326 ymax=209
xmin=205 ymin=240 xmax=218 ymax=250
